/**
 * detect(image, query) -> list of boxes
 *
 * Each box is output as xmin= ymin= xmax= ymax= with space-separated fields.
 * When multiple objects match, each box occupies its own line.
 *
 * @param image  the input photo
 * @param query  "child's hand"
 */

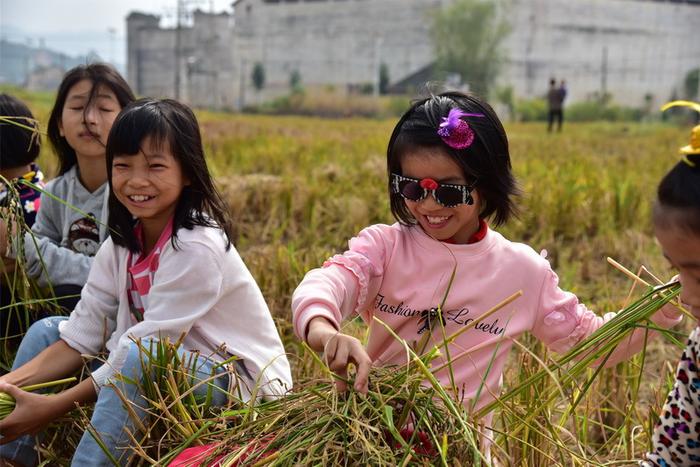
xmin=654 ymin=275 xmax=686 ymax=323
xmin=0 ymin=383 xmax=61 ymax=444
xmin=323 ymin=332 xmax=372 ymax=394
xmin=306 ymin=317 xmax=372 ymax=394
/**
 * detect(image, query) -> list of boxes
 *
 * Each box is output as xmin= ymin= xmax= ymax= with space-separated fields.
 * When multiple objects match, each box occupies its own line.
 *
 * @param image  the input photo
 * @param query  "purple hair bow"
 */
xmin=437 ymin=108 xmax=484 ymax=149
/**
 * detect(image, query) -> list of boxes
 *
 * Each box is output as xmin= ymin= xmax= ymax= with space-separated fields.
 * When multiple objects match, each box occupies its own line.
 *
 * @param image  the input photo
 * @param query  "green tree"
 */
xmin=252 ymin=62 xmax=266 ymax=92
xmin=379 ymin=63 xmax=390 ymax=95
xmin=684 ymin=68 xmax=699 ymax=100
xmin=289 ymin=70 xmax=303 ymax=94
xmin=430 ymin=0 xmax=509 ymax=97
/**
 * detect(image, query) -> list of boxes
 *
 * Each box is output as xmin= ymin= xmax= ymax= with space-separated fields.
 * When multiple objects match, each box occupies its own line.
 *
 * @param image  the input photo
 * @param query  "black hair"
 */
xmin=387 ymin=91 xmax=519 ymax=227
xmin=47 ymin=63 xmax=135 ymax=176
xmin=106 ymin=98 xmax=234 ymax=253
xmin=653 ymin=151 xmax=700 ymax=234
xmin=0 ymin=93 xmax=40 ymax=170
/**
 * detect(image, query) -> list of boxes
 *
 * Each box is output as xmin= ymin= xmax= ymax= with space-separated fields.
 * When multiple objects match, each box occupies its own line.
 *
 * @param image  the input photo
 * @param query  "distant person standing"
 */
xmin=547 ymin=78 xmax=564 ymax=132
xmin=559 ymin=80 xmax=567 ymax=104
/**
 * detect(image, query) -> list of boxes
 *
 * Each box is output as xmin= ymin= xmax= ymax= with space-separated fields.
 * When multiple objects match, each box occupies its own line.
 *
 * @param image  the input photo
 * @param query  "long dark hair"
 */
xmin=47 ymin=63 xmax=135 ymax=176
xmin=653 ymin=152 xmax=700 ymax=234
xmin=106 ymin=98 xmax=234 ymax=252
xmin=387 ymin=91 xmax=519 ymax=227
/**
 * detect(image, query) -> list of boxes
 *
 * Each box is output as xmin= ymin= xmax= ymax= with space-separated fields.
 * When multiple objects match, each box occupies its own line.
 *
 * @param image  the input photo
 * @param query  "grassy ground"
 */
xmin=3 ymin=88 xmax=695 ymax=464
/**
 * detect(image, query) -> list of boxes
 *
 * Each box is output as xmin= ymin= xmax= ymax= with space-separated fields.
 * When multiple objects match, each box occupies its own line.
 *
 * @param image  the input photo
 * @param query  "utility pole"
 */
xmin=600 ymin=46 xmax=608 ymax=102
xmin=373 ymin=36 xmax=383 ymax=97
xmin=174 ymin=0 xmax=182 ymax=99
xmin=108 ymin=27 xmax=117 ymax=65
xmin=239 ymin=59 xmax=246 ymax=110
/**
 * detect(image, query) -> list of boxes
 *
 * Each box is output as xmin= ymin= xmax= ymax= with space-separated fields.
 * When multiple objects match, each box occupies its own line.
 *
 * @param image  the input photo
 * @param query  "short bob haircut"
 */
xmin=0 ymin=93 xmax=40 ymax=170
xmin=387 ymin=91 xmax=518 ymax=227
xmin=47 ymin=63 xmax=135 ymax=176
xmin=106 ymin=98 xmax=234 ymax=253
xmin=653 ymin=153 xmax=700 ymax=235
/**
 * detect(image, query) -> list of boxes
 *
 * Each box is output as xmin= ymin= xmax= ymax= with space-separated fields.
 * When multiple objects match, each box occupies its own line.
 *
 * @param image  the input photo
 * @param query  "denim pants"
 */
xmin=0 ymin=316 xmax=230 ymax=466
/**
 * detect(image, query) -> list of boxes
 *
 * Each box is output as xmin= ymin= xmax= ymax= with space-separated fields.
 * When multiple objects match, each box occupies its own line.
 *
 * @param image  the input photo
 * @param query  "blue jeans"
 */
xmin=0 ymin=316 xmax=230 ymax=466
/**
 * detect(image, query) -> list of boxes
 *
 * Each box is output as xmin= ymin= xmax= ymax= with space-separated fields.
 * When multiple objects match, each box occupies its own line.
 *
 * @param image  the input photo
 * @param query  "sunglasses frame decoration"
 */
xmin=391 ymin=173 xmax=474 ymax=207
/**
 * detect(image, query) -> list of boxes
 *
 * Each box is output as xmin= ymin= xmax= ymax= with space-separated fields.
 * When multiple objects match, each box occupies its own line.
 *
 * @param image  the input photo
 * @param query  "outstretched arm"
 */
xmin=532 ymin=269 xmax=682 ymax=366
xmin=0 ymin=339 xmax=84 ymax=389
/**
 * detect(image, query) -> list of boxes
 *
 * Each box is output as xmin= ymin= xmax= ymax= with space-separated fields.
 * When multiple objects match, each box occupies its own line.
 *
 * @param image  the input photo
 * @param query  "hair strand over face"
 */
xmin=47 ymin=63 xmax=135 ymax=176
xmin=106 ymin=98 xmax=234 ymax=253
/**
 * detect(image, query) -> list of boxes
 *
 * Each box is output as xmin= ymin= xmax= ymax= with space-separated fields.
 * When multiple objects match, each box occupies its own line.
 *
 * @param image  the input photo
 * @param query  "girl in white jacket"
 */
xmin=0 ymin=99 xmax=292 ymax=466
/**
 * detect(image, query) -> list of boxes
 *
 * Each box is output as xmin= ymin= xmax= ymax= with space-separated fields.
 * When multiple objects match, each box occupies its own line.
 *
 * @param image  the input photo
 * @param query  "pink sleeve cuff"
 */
xmin=294 ymin=304 xmax=340 ymax=341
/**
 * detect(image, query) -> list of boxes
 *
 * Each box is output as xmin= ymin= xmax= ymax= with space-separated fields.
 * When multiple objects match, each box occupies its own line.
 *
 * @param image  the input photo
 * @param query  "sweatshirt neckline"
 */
xmin=408 ymin=222 xmax=498 ymax=256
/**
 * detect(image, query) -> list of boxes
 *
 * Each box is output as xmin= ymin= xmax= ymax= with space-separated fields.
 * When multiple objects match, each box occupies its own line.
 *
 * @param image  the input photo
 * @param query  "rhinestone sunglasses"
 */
xmin=391 ymin=173 xmax=474 ymax=207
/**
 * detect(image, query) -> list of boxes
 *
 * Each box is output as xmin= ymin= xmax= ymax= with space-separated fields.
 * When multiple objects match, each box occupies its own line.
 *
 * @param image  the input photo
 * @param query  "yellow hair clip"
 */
xmin=661 ymin=101 xmax=700 ymax=164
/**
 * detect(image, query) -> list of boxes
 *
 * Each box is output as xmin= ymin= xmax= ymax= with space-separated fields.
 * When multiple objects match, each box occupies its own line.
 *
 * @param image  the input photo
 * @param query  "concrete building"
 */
xmin=127 ymin=10 xmax=236 ymax=108
xmin=127 ymin=0 xmax=700 ymax=110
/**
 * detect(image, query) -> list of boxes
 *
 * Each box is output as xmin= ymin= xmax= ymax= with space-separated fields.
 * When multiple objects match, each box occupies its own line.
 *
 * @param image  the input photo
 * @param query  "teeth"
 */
xmin=129 ymin=195 xmax=153 ymax=202
xmin=426 ymin=216 xmax=449 ymax=224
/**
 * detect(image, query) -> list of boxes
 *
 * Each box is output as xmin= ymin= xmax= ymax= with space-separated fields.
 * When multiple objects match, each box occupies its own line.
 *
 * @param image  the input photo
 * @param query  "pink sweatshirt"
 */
xmin=292 ymin=223 xmax=681 ymax=412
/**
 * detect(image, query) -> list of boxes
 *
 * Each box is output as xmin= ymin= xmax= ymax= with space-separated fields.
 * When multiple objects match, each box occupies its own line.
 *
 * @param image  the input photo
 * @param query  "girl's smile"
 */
xmin=112 ymin=136 xmax=189 ymax=251
xmin=400 ymin=147 xmax=481 ymax=244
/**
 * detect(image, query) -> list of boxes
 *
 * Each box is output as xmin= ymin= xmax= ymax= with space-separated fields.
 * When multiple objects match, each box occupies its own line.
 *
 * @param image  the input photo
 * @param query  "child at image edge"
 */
xmin=0 ymin=99 xmax=292 ymax=466
xmin=0 ymin=94 xmax=46 ymax=334
xmin=0 ymin=93 xmax=45 ymax=228
xmin=642 ymin=102 xmax=700 ymax=466
xmin=292 ymin=92 xmax=682 ymax=441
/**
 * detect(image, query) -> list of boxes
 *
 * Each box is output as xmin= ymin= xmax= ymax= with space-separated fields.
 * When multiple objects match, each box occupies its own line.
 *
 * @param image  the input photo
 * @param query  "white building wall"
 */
xmin=127 ymin=0 xmax=700 ymax=110
xmin=503 ymin=0 xmax=700 ymax=107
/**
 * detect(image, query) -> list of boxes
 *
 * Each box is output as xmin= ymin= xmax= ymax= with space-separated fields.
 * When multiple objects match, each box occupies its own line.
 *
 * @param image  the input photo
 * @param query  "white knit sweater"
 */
xmin=59 ymin=225 xmax=292 ymax=399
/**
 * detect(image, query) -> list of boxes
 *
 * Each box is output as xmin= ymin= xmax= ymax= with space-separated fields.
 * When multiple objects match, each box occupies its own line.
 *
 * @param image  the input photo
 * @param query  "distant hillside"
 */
xmin=0 ymin=39 xmax=97 ymax=89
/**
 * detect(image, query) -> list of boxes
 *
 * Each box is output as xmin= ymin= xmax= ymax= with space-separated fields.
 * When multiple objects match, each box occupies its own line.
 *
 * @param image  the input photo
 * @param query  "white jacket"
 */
xmin=59 ymin=224 xmax=292 ymax=399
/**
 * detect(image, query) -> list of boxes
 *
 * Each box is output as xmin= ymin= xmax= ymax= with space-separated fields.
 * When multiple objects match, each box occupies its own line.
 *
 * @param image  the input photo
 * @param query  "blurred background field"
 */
xmin=4 ymin=86 xmax=697 ymax=465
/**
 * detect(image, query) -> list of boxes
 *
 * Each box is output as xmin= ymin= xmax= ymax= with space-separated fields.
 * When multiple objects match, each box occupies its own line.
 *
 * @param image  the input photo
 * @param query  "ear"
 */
xmin=58 ymin=118 xmax=64 ymax=137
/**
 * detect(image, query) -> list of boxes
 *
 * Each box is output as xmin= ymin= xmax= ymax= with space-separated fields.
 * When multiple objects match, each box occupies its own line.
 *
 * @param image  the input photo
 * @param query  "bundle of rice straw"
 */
xmin=176 ymin=345 xmax=484 ymax=467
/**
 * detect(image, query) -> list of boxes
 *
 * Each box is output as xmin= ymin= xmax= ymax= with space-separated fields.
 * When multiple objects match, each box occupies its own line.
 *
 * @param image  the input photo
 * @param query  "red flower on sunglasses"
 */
xmin=419 ymin=178 xmax=439 ymax=191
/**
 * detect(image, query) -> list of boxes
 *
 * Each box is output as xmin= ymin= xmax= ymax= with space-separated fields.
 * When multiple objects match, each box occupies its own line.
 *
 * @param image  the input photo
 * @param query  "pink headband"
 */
xmin=437 ymin=108 xmax=485 ymax=149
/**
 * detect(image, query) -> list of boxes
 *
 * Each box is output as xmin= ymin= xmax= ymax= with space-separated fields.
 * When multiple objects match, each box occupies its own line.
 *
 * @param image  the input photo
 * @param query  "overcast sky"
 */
xmin=0 ymin=0 xmax=233 ymax=68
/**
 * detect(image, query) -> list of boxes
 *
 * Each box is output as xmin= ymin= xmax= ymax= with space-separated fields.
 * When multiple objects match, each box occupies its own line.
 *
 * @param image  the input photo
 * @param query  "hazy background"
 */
xmin=0 ymin=0 xmax=233 ymax=70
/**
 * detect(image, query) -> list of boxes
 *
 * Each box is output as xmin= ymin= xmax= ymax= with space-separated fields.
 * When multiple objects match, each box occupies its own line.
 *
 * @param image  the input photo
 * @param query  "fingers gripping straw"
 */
xmin=0 ymin=377 xmax=77 ymax=420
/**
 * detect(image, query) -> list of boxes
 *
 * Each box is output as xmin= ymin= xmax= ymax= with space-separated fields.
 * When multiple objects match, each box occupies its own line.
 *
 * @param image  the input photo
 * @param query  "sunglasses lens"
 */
xmin=435 ymin=186 xmax=465 ymax=207
xmin=398 ymin=180 xmax=424 ymax=201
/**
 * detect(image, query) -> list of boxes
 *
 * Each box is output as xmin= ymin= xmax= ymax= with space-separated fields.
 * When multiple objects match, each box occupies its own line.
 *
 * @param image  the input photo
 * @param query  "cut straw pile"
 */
xmin=90 ymin=273 xmax=683 ymax=465
xmin=193 ymin=347 xmax=483 ymax=466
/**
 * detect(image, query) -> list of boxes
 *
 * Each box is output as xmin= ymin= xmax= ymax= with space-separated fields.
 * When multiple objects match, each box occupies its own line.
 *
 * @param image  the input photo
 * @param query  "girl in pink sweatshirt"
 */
xmin=292 ymin=91 xmax=681 ymax=416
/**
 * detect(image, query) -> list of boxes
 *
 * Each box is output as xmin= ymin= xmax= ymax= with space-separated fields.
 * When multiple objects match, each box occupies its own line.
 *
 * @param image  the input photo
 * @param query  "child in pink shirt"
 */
xmin=292 ymin=91 xmax=681 ymax=417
